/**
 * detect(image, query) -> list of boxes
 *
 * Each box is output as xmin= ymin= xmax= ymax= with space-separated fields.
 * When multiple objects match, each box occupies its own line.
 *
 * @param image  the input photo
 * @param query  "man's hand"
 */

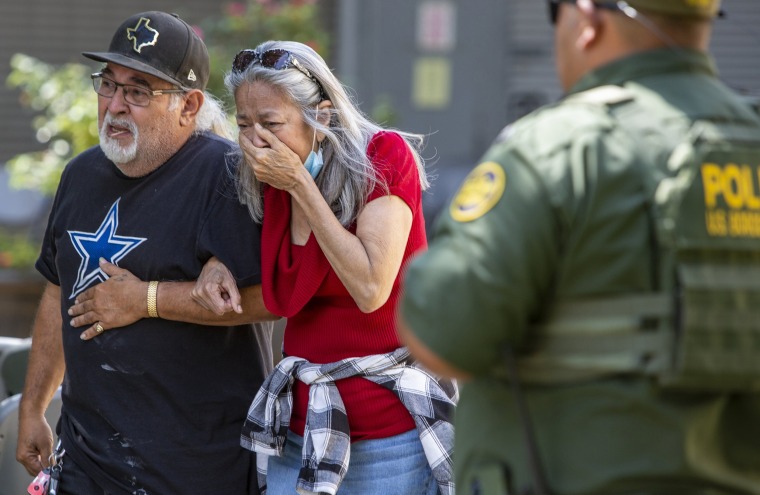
xmin=69 ymin=259 xmax=147 ymax=340
xmin=191 ymin=256 xmax=242 ymax=315
xmin=16 ymin=412 xmax=53 ymax=476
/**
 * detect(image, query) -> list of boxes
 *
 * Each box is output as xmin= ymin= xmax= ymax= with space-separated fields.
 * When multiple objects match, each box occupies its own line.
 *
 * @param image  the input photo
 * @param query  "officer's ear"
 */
xmin=576 ymin=0 xmax=604 ymax=51
xmin=179 ymin=89 xmax=204 ymax=127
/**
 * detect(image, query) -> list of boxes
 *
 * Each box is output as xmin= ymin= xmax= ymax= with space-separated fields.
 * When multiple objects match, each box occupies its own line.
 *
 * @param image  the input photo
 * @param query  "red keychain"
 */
xmin=28 ymin=439 xmax=64 ymax=495
xmin=27 ymin=468 xmax=51 ymax=495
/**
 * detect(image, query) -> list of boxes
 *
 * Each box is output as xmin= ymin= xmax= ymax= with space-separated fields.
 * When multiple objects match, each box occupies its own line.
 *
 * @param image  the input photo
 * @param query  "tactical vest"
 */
xmin=518 ymin=86 xmax=760 ymax=392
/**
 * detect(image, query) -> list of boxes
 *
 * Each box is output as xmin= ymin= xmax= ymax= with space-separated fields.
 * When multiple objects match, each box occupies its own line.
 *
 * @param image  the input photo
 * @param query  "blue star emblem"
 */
xmin=68 ymin=199 xmax=146 ymax=299
xmin=126 ymin=17 xmax=159 ymax=53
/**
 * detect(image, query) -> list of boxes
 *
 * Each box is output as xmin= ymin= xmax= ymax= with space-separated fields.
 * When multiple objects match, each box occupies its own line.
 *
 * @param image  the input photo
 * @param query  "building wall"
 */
xmin=710 ymin=1 xmax=760 ymax=97
xmin=335 ymin=0 xmax=760 ymax=224
xmin=1 ymin=0 xmax=758 ymax=218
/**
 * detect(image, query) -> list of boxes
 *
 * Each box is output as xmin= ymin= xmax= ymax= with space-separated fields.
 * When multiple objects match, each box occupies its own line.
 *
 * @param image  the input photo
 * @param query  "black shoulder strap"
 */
xmin=504 ymin=346 xmax=550 ymax=495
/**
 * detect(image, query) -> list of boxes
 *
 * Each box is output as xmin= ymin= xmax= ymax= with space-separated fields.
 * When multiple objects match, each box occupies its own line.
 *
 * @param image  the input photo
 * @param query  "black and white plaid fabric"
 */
xmin=241 ymin=347 xmax=458 ymax=495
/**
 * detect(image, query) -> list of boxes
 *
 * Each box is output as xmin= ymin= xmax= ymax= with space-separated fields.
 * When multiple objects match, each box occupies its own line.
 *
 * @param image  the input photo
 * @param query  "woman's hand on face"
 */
xmin=239 ymin=123 xmax=306 ymax=191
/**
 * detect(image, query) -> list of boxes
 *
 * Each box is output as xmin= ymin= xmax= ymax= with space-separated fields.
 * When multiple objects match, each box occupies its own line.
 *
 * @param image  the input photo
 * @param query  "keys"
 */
xmin=48 ymin=464 xmax=61 ymax=495
xmin=28 ymin=439 xmax=65 ymax=495
xmin=27 ymin=468 xmax=50 ymax=495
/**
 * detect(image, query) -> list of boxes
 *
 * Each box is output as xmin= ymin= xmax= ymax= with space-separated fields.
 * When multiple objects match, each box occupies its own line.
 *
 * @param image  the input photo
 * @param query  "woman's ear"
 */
xmin=315 ymin=100 xmax=333 ymax=143
xmin=316 ymin=100 xmax=333 ymax=126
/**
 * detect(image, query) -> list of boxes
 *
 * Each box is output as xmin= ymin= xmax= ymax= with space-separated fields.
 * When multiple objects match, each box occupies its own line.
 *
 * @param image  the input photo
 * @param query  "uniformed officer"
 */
xmin=399 ymin=1 xmax=760 ymax=494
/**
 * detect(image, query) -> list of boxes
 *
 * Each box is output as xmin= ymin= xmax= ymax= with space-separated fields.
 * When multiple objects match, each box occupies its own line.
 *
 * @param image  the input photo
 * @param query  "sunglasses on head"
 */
xmin=548 ymin=0 xmax=623 ymax=25
xmin=232 ymin=48 xmax=327 ymax=100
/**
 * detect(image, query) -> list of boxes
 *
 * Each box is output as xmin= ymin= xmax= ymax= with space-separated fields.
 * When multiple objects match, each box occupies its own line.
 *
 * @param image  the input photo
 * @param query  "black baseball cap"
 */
xmin=83 ymin=11 xmax=209 ymax=91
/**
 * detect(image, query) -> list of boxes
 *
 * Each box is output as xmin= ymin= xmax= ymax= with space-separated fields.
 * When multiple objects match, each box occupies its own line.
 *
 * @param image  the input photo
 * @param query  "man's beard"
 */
xmin=99 ymin=114 xmax=139 ymax=164
xmin=98 ymin=111 xmax=178 ymax=171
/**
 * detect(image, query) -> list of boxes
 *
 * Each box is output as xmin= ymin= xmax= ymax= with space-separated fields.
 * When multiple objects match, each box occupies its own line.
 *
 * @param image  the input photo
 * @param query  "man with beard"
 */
xmin=16 ymin=11 xmax=274 ymax=494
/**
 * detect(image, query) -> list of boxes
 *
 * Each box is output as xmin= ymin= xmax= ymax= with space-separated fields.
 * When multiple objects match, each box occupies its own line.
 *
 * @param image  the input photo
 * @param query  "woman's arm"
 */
xmin=293 ymin=182 xmax=412 ymax=313
xmin=242 ymin=126 xmax=413 ymax=313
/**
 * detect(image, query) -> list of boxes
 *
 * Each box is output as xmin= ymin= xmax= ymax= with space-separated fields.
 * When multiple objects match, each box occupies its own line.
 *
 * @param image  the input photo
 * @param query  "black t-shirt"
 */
xmin=36 ymin=132 xmax=272 ymax=494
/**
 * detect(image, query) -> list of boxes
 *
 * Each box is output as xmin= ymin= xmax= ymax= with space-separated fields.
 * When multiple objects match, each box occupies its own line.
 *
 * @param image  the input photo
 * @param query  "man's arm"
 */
xmin=17 ymin=282 xmax=64 ymax=476
xmin=69 ymin=260 xmax=277 ymax=340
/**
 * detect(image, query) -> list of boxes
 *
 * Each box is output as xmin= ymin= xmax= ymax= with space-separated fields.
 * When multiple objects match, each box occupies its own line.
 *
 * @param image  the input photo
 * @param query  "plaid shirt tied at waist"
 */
xmin=241 ymin=347 xmax=458 ymax=495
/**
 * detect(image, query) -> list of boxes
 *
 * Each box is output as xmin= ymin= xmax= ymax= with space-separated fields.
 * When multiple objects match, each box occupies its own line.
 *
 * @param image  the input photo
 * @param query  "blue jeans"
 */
xmin=266 ymin=429 xmax=439 ymax=495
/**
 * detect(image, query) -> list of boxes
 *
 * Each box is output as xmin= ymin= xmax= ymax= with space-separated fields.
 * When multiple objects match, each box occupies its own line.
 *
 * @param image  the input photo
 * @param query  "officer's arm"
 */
xmin=397 ymin=314 xmax=471 ymax=380
xmin=400 ymin=152 xmax=558 ymax=377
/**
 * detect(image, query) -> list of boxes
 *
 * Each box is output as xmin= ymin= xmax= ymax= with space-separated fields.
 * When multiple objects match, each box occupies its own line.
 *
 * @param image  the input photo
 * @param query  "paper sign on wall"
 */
xmin=412 ymin=57 xmax=451 ymax=110
xmin=417 ymin=1 xmax=456 ymax=52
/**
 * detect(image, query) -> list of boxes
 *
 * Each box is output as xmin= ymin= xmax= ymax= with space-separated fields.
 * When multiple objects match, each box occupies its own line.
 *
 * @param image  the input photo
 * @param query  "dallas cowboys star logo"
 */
xmin=68 ymin=199 xmax=146 ymax=299
xmin=126 ymin=17 xmax=159 ymax=53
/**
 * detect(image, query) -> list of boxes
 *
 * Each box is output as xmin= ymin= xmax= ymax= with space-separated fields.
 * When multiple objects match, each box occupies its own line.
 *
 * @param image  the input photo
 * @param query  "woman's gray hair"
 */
xmin=224 ymin=40 xmax=428 ymax=226
xmin=169 ymin=91 xmax=234 ymax=140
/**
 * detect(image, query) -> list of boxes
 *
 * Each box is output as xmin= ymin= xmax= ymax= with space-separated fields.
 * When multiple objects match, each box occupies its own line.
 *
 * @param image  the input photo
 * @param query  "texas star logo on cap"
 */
xmin=126 ymin=17 xmax=159 ymax=54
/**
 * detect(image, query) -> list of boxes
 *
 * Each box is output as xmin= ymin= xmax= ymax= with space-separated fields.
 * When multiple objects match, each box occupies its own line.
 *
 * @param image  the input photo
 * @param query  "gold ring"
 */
xmin=95 ymin=323 xmax=105 ymax=334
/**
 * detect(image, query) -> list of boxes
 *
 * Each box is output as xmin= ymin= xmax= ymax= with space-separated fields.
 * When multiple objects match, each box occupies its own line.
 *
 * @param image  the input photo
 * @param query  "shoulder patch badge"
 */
xmin=449 ymin=161 xmax=506 ymax=222
xmin=126 ymin=17 xmax=159 ymax=54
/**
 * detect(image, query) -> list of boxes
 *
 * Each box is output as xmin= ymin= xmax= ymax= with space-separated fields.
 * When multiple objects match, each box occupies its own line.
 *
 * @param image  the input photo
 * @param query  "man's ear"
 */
xmin=576 ymin=0 xmax=603 ymax=51
xmin=179 ymin=90 xmax=204 ymax=127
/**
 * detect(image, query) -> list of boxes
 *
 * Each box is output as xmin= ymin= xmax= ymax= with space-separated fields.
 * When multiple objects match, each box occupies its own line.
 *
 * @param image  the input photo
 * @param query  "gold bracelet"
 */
xmin=147 ymin=280 xmax=159 ymax=318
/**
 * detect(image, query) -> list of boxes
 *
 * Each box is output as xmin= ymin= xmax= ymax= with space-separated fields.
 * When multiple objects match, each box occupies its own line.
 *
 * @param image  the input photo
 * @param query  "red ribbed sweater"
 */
xmin=261 ymin=131 xmax=427 ymax=440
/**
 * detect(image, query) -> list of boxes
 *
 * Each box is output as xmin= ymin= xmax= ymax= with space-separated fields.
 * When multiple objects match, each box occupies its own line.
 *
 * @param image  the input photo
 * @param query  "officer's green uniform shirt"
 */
xmin=402 ymin=49 xmax=760 ymax=494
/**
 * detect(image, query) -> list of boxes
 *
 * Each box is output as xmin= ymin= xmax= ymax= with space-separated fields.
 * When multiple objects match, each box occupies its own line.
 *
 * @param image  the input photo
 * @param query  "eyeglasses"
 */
xmin=549 ymin=0 xmax=726 ymax=25
xmin=548 ymin=0 xmax=622 ymax=25
xmin=91 ymin=73 xmax=185 ymax=107
xmin=232 ymin=49 xmax=327 ymax=100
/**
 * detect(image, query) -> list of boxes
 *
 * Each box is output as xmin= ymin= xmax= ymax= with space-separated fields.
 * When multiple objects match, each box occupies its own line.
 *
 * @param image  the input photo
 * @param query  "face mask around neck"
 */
xmin=303 ymin=147 xmax=324 ymax=179
xmin=303 ymin=110 xmax=324 ymax=179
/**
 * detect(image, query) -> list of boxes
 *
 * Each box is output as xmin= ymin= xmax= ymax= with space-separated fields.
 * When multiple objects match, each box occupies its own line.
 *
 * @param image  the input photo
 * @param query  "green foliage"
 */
xmin=201 ymin=0 xmax=330 ymax=108
xmin=6 ymin=54 xmax=99 ymax=195
xmin=3 ymin=0 xmax=329 ymax=197
xmin=0 ymin=228 xmax=40 ymax=270
xmin=371 ymin=95 xmax=399 ymax=127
